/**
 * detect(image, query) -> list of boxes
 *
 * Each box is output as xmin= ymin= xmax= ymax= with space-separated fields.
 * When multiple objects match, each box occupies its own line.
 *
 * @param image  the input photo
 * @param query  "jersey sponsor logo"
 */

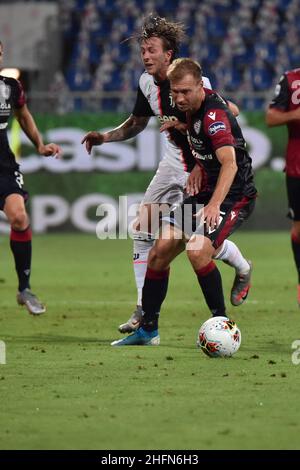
xmin=157 ymin=115 xmax=178 ymax=124
xmin=208 ymin=111 xmax=216 ymax=120
xmin=208 ymin=121 xmax=226 ymax=135
xmin=191 ymin=149 xmax=213 ymax=161
xmin=193 ymin=120 xmax=201 ymax=134
xmin=0 ymin=103 xmax=11 ymax=110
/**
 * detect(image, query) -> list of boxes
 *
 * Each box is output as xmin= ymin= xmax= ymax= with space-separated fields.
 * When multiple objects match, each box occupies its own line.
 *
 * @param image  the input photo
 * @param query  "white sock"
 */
xmin=214 ymin=239 xmax=250 ymax=275
xmin=133 ymin=238 xmax=154 ymax=305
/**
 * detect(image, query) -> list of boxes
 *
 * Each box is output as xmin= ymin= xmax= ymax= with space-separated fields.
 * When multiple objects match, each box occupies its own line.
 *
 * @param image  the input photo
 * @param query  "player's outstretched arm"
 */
xmin=81 ymin=115 xmax=150 ymax=154
xmin=14 ymin=105 xmax=61 ymax=157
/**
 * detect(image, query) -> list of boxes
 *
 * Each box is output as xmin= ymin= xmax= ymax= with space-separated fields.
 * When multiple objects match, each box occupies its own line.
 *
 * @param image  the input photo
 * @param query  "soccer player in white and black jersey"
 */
xmin=0 ymin=41 xmax=61 ymax=314
xmin=82 ymin=16 xmax=253 ymax=334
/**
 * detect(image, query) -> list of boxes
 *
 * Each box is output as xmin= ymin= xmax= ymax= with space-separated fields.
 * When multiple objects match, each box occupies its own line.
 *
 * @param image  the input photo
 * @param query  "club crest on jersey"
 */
xmin=193 ymin=120 xmax=201 ymax=134
xmin=208 ymin=121 xmax=226 ymax=135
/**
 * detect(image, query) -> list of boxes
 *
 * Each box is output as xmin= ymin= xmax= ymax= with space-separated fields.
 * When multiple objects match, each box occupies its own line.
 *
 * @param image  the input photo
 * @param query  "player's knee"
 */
xmin=10 ymin=209 xmax=28 ymax=230
xmin=156 ymin=239 xmax=176 ymax=259
xmin=187 ymin=248 xmax=213 ymax=271
xmin=148 ymin=240 xmax=173 ymax=268
xmin=186 ymin=248 xmax=202 ymax=264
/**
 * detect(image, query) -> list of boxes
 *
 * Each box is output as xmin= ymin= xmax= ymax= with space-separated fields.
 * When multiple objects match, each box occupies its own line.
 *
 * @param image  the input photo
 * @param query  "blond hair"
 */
xmin=167 ymin=58 xmax=203 ymax=82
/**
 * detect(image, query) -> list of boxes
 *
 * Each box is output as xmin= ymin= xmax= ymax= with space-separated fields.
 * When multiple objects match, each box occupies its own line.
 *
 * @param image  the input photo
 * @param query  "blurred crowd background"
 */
xmin=1 ymin=0 xmax=300 ymax=113
xmin=60 ymin=0 xmax=300 ymax=111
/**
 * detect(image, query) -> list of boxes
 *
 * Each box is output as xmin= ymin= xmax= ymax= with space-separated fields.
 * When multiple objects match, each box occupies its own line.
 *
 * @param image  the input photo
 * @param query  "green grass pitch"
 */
xmin=0 ymin=232 xmax=299 ymax=450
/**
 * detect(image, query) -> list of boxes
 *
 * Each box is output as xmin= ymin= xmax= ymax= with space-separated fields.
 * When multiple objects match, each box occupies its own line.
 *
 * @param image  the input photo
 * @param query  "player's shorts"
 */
xmin=141 ymin=159 xmax=188 ymax=205
xmin=166 ymin=194 xmax=256 ymax=249
xmin=286 ymin=175 xmax=300 ymax=221
xmin=0 ymin=170 xmax=29 ymax=211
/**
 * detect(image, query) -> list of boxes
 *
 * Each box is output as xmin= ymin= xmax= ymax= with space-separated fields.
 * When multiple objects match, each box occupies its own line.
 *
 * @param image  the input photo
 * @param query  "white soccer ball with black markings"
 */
xmin=197 ymin=316 xmax=241 ymax=357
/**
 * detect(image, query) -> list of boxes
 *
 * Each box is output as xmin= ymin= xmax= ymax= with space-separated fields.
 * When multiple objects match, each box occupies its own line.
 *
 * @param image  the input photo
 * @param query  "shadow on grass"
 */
xmin=2 ymin=334 xmax=108 ymax=344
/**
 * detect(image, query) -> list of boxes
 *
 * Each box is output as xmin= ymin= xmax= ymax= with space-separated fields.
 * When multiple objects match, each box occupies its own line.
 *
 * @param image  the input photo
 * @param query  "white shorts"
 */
xmin=141 ymin=159 xmax=188 ymax=205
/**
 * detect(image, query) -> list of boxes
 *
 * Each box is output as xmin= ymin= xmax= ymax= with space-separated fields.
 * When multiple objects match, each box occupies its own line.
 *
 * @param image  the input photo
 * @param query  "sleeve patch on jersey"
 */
xmin=208 ymin=121 xmax=226 ymax=135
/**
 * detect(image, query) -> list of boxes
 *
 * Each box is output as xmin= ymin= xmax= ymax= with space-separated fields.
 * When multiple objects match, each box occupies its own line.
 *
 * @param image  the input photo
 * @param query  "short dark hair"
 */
xmin=138 ymin=14 xmax=185 ymax=60
xmin=167 ymin=58 xmax=203 ymax=82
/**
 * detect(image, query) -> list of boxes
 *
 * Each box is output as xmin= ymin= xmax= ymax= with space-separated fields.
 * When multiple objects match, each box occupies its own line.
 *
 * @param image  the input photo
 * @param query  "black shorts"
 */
xmin=167 ymin=194 xmax=256 ymax=249
xmin=286 ymin=175 xmax=300 ymax=221
xmin=0 ymin=170 xmax=29 ymax=211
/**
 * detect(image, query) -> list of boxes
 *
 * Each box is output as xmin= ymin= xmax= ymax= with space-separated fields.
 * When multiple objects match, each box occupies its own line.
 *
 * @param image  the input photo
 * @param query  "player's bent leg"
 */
xmin=3 ymin=194 xmax=46 ymax=315
xmin=112 ymin=227 xmax=185 ymax=346
xmin=4 ymin=193 xmax=29 ymax=230
xmin=119 ymin=206 xmax=155 ymax=334
xmin=141 ymin=231 xmax=184 ymax=333
xmin=210 ymin=197 xmax=256 ymax=307
xmin=187 ymin=235 xmax=226 ymax=317
xmin=148 ymin=225 xmax=185 ymax=271
xmin=214 ymin=239 xmax=251 ymax=275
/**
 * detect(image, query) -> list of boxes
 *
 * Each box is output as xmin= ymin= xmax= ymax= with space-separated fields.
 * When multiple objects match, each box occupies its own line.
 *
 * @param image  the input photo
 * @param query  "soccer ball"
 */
xmin=197 ymin=316 xmax=241 ymax=358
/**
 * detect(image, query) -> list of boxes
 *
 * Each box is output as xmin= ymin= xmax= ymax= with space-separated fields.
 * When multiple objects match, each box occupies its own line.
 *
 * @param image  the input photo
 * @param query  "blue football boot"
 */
xmin=111 ymin=327 xmax=160 ymax=346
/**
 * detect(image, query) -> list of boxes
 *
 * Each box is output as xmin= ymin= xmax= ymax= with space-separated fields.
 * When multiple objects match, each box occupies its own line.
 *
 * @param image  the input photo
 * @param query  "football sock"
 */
xmin=142 ymin=267 xmax=170 ymax=332
xmin=133 ymin=237 xmax=154 ymax=306
xmin=214 ymin=239 xmax=250 ymax=275
xmin=291 ymin=230 xmax=300 ymax=285
xmin=195 ymin=261 xmax=226 ymax=317
xmin=10 ymin=226 xmax=32 ymax=292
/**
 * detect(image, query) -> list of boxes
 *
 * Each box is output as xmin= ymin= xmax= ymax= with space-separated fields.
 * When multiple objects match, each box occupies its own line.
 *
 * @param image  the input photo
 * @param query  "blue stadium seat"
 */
xmin=60 ymin=0 xmax=299 ymax=110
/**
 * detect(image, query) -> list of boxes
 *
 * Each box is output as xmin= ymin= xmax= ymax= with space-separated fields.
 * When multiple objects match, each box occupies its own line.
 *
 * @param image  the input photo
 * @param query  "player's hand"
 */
xmin=159 ymin=119 xmax=187 ymax=135
xmin=195 ymin=203 xmax=221 ymax=231
xmin=38 ymin=143 xmax=61 ymax=158
xmin=81 ymin=131 xmax=105 ymax=154
xmin=186 ymin=165 xmax=202 ymax=196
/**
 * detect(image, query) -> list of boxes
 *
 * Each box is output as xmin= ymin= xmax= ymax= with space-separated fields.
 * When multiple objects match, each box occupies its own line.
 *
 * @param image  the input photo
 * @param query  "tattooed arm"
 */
xmin=81 ymin=115 xmax=150 ymax=154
